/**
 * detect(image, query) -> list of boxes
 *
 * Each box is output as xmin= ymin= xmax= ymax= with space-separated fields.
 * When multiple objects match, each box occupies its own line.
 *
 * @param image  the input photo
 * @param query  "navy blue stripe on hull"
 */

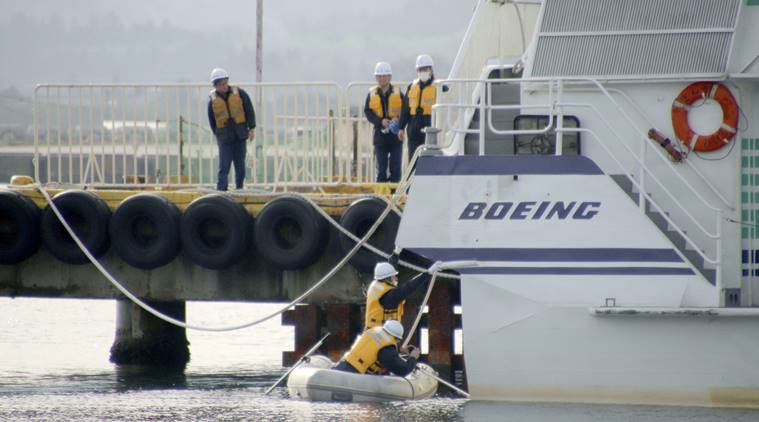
xmin=415 ymin=155 xmax=603 ymax=176
xmin=459 ymin=267 xmax=695 ymax=276
xmin=410 ymin=248 xmax=684 ymax=263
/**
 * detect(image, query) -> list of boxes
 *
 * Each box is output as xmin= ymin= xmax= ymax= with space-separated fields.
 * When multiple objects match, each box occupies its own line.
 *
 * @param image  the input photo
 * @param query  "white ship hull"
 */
xmin=396 ymin=154 xmax=758 ymax=406
xmin=462 ymin=284 xmax=759 ymax=407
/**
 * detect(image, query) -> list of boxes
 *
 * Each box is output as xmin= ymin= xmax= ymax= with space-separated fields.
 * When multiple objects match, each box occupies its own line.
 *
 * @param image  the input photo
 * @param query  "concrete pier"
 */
xmin=110 ymin=299 xmax=190 ymax=367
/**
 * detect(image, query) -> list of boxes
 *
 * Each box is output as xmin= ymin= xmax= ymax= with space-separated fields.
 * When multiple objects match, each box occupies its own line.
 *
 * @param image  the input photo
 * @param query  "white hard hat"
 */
xmin=210 ymin=68 xmax=229 ymax=84
xmin=415 ymin=54 xmax=434 ymax=69
xmin=374 ymin=62 xmax=393 ymax=76
xmin=374 ymin=261 xmax=398 ymax=281
xmin=383 ymin=320 xmax=404 ymax=340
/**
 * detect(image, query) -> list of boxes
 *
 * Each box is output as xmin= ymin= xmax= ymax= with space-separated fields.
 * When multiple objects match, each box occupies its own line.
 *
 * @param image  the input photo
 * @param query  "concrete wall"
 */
xmin=0 ymin=227 xmax=371 ymax=304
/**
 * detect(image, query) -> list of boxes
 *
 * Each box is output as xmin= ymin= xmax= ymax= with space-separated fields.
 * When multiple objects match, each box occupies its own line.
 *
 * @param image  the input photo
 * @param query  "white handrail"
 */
xmin=31 ymin=82 xmax=352 ymax=189
xmin=600 ymin=87 xmax=733 ymax=209
xmin=561 ymin=126 xmax=719 ymax=262
xmin=580 ymin=79 xmax=727 ymax=212
xmin=435 ymin=78 xmax=722 ymax=212
xmin=517 ymin=79 xmax=731 ymax=210
xmin=454 ymin=76 xmax=729 ymax=218
xmin=430 ymin=76 xmax=723 ymax=277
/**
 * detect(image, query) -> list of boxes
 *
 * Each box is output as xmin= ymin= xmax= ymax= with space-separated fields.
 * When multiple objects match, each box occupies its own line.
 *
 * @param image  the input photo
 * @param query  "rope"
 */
xmin=401 ymin=273 xmax=438 ymax=349
xmin=30 ymin=142 xmax=472 ymax=395
xmin=35 ymin=181 xmax=401 ymax=332
xmin=25 ymin=146 xmax=434 ymax=331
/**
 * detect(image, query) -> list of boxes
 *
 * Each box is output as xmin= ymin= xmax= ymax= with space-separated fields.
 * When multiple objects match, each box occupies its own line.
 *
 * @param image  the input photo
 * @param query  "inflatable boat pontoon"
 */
xmin=286 ymin=355 xmax=438 ymax=402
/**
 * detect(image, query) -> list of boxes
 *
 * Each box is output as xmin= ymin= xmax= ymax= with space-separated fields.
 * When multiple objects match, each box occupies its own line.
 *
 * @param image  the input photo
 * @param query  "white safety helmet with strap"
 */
xmin=382 ymin=319 xmax=404 ymax=340
xmin=374 ymin=62 xmax=393 ymax=76
xmin=415 ymin=54 xmax=434 ymax=69
xmin=374 ymin=261 xmax=399 ymax=283
xmin=210 ymin=68 xmax=229 ymax=84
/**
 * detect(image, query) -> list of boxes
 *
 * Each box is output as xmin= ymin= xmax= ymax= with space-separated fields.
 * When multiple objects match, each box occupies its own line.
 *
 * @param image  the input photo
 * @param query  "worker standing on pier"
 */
xmin=399 ymin=55 xmax=436 ymax=159
xmin=207 ymin=68 xmax=256 ymax=191
xmin=364 ymin=253 xmax=443 ymax=330
xmin=364 ymin=62 xmax=404 ymax=183
xmin=334 ymin=320 xmax=420 ymax=376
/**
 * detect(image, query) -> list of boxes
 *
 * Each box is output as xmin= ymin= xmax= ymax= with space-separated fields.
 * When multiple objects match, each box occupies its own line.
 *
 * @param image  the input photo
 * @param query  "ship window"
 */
xmin=513 ymin=115 xmax=581 ymax=156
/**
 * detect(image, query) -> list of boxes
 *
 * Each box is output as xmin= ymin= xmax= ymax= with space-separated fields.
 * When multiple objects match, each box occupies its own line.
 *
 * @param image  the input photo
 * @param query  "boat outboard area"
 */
xmin=287 ymin=355 xmax=438 ymax=402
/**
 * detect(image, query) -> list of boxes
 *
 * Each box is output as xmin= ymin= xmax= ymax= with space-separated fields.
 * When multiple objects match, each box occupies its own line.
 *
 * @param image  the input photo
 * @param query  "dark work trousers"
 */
xmin=217 ymin=139 xmax=246 ymax=191
xmin=374 ymin=133 xmax=403 ymax=183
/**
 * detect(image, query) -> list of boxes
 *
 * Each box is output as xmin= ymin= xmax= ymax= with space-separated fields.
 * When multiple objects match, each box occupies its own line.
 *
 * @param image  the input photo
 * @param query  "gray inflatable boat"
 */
xmin=287 ymin=355 xmax=438 ymax=402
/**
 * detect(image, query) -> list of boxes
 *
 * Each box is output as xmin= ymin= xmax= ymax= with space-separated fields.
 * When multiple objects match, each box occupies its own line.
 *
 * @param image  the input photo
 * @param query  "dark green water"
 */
xmin=1 ymin=298 xmax=758 ymax=421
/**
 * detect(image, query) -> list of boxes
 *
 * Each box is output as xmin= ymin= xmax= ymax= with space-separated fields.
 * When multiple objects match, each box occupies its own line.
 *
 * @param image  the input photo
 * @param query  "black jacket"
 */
xmin=378 ymin=253 xmax=432 ymax=310
xmin=207 ymin=87 xmax=256 ymax=144
xmin=376 ymin=345 xmax=418 ymax=376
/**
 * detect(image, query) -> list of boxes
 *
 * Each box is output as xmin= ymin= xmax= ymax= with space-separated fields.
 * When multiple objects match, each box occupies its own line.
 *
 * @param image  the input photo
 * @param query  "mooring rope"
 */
xmin=401 ymin=273 xmax=439 ymax=350
xmin=25 ymin=146 xmax=453 ymax=331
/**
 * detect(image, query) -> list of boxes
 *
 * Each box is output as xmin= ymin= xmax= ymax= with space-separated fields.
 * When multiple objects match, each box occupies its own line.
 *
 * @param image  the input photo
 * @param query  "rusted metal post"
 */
xmin=427 ymin=281 xmax=456 ymax=384
xmin=281 ymin=304 xmax=321 ymax=366
xmin=324 ymin=304 xmax=360 ymax=361
xmin=402 ymin=301 xmax=421 ymax=347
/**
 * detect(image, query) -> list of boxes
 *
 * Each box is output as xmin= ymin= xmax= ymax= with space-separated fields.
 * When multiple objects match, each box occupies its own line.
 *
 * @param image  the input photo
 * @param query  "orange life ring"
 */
xmin=671 ymin=82 xmax=738 ymax=152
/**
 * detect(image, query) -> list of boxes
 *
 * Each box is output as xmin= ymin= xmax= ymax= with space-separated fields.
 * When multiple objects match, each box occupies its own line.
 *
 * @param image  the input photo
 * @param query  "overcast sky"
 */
xmin=0 ymin=0 xmax=477 ymax=93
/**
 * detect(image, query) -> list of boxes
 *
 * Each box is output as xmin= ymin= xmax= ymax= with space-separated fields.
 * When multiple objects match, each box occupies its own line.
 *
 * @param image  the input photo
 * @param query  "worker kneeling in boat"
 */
xmin=335 ymin=320 xmax=420 ymax=376
xmin=365 ymin=254 xmax=443 ymax=329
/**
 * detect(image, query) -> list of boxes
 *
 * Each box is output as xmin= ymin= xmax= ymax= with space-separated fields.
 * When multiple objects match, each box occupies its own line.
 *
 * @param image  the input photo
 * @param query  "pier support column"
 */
xmin=282 ymin=304 xmax=322 ymax=366
xmin=324 ymin=304 xmax=360 ymax=362
xmin=427 ymin=281 xmax=456 ymax=385
xmin=110 ymin=299 xmax=190 ymax=367
xmin=401 ymin=301 xmax=421 ymax=346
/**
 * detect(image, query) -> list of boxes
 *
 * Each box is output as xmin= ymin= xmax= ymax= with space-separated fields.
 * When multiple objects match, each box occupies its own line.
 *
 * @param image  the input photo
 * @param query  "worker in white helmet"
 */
xmin=363 ymin=252 xmax=443 ymax=330
xmin=334 ymin=319 xmax=421 ymax=376
xmin=207 ymin=68 xmax=256 ymax=191
xmin=399 ymin=54 xmax=436 ymax=159
xmin=364 ymin=62 xmax=405 ymax=183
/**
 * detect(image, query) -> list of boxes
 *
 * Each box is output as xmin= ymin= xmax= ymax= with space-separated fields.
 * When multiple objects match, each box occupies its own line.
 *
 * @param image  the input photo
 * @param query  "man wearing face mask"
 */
xmin=399 ymin=54 xmax=436 ymax=160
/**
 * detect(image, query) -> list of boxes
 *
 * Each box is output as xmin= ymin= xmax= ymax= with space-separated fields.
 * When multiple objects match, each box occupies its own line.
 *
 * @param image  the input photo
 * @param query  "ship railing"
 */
xmin=583 ymin=86 xmax=733 ymax=209
xmin=431 ymin=77 xmax=723 ymax=293
xmin=443 ymin=0 xmax=541 ymax=153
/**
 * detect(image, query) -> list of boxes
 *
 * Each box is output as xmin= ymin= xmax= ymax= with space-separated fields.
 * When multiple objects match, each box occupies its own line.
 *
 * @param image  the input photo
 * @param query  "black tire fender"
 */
xmin=40 ymin=190 xmax=111 ymax=265
xmin=338 ymin=197 xmax=400 ymax=274
xmin=254 ymin=196 xmax=329 ymax=270
xmin=110 ymin=193 xmax=181 ymax=269
xmin=0 ymin=189 xmax=42 ymax=264
xmin=179 ymin=194 xmax=251 ymax=270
